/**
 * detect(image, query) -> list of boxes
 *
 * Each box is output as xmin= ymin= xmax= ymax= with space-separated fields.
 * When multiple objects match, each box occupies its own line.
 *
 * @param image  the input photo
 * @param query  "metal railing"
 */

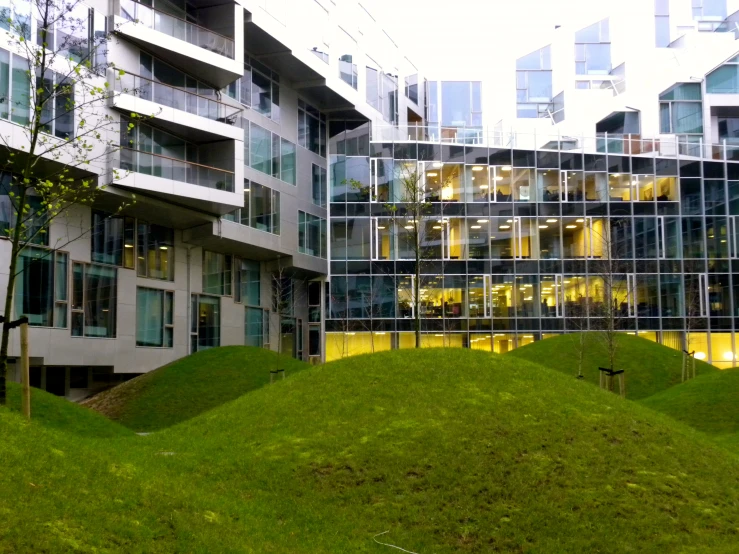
xmin=370 ymin=124 xmax=739 ymax=161
xmin=116 ymin=72 xmax=242 ymax=124
xmin=120 ymin=0 xmax=235 ymax=59
xmin=119 ymin=147 xmax=234 ymax=192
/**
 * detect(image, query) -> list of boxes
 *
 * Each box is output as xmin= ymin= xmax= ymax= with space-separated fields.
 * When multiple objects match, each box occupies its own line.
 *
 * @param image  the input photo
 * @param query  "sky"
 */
xmin=366 ymin=0 xmax=613 ymax=72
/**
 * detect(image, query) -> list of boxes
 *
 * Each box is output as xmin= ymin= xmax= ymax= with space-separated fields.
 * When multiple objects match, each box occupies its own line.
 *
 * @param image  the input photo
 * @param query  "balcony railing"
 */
xmin=371 ymin=125 xmax=739 ymax=161
xmin=120 ymin=0 xmax=235 ymax=59
xmin=116 ymin=72 xmax=242 ymax=124
xmin=119 ymin=147 xmax=234 ymax=192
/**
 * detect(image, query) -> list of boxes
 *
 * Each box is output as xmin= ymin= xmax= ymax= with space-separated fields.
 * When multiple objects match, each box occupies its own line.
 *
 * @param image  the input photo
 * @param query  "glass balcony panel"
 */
xmin=120 ymin=1 xmax=234 ymax=59
xmin=120 ymin=148 xmax=233 ymax=192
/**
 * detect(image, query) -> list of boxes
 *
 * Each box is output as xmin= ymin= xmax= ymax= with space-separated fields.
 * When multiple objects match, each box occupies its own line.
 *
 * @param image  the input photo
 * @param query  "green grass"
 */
xmin=3 ymin=348 xmax=739 ymax=552
xmin=83 ymin=346 xmax=309 ymax=432
xmin=3 ymin=381 xmax=132 ymax=438
xmin=507 ymin=333 xmax=717 ymax=400
xmin=640 ymin=369 xmax=739 ymax=454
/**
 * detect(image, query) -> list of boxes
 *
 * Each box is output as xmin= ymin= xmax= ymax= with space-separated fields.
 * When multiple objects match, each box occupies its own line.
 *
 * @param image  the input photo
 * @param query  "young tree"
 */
xmin=588 ymin=218 xmax=638 ymax=385
xmin=0 ymin=0 xmax=144 ymax=404
xmin=683 ymin=275 xmax=705 ymax=381
xmin=269 ymin=263 xmax=307 ymax=375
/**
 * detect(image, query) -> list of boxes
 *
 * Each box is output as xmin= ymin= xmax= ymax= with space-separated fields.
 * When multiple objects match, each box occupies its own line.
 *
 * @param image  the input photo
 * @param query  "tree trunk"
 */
xmin=0 ymin=241 xmax=21 ymax=406
xmin=414 ymin=263 xmax=421 ymax=348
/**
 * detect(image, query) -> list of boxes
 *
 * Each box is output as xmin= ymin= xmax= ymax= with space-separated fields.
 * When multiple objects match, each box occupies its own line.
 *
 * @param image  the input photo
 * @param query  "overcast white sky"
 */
xmin=366 ymin=0 xmax=613 ymax=72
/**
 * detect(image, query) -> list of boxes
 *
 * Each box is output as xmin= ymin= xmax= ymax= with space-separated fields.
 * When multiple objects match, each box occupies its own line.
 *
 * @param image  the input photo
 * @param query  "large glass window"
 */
xmin=71 ymin=263 xmax=117 ymax=338
xmin=298 ymin=99 xmax=326 ymax=157
xmin=191 ymin=294 xmax=220 ymax=351
xmin=0 ymin=172 xmax=47 ymax=245
xmin=137 ymin=221 xmax=174 ymax=280
xmin=15 ymin=247 xmax=67 ymax=328
xmin=91 ymin=210 xmax=135 ymax=268
xmin=312 ymin=164 xmax=327 ymax=207
xmin=299 ymin=211 xmax=327 ymax=258
xmin=248 ymin=122 xmax=296 ymax=184
xmin=245 ymin=306 xmax=265 ymax=347
xmin=707 ymin=55 xmax=739 ymax=94
xmin=659 ymin=83 xmax=703 ymax=134
xmin=235 ymin=259 xmax=260 ymax=306
xmin=516 ymin=46 xmax=553 ymax=119
xmin=136 ymin=287 xmax=173 ymax=347
xmin=0 ymin=52 xmax=31 ymax=124
xmin=36 ymin=70 xmax=74 ymax=139
xmin=575 ymin=19 xmax=611 ymax=75
xmin=202 ymin=251 xmax=232 ymax=296
xmin=250 ymin=58 xmax=279 ymax=121
xmin=1 ymin=0 xmax=31 ymax=39
xmin=655 ymin=0 xmax=670 ymax=47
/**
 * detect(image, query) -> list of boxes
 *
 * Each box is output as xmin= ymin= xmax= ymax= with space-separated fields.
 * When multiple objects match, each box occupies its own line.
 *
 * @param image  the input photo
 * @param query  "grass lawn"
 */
xmin=2 ymin=348 xmax=739 ymax=552
xmin=3 ymin=381 xmax=132 ymax=438
xmin=639 ymin=368 xmax=739 ymax=455
xmin=82 ymin=346 xmax=309 ymax=431
xmin=506 ymin=333 xmax=717 ymax=400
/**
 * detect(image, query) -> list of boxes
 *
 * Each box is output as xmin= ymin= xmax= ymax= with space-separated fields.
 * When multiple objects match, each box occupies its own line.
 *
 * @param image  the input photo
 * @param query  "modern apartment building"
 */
xmin=2 ymin=0 xmax=739 ymax=400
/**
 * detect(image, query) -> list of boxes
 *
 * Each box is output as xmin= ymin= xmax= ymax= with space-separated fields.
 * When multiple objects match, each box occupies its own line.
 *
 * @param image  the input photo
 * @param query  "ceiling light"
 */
xmin=427 ymin=172 xmax=438 ymax=177
xmin=432 ymin=162 xmax=443 ymax=168
xmin=404 ymin=225 xmax=413 ymax=229
xmin=494 ymin=176 xmax=503 ymax=181
xmin=435 ymin=334 xmax=444 ymax=337
xmin=471 ymin=177 xmax=475 ymax=181
xmin=576 ymin=218 xmax=585 ymax=223
xmin=244 ymin=188 xmax=250 ymax=193
xmin=375 ymin=332 xmax=386 ymax=335
xmin=433 ymin=225 xmax=442 ymax=229
xmin=472 ymin=166 xmax=484 ymax=172
xmin=723 ymin=351 xmax=736 ymax=361
xmin=499 ymin=225 xmax=510 ymax=230
xmin=159 ymin=246 xmax=169 ymax=250
xmin=612 ymin=173 xmax=620 ymax=177
xmin=480 ymin=184 xmax=489 ymax=189
xmin=539 ymin=225 xmax=549 ymax=229
xmin=477 ymin=219 xmax=488 ymax=223
xmin=523 ymin=335 xmax=534 ymax=338
xmin=507 ymin=219 xmax=513 ymax=223
xmin=124 ymin=244 xmax=134 ymax=248
xmin=694 ymin=351 xmax=706 ymax=360
xmin=471 ymin=225 xmax=481 ymax=229
xmin=546 ymin=219 xmax=557 ymax=223
xmin=566 ymin=224 xmax=577 ymax=229
xmin=377 ymin=225 xmax=386 ymax=229
xmin=501 ymin=165 xmax=511 ymax=171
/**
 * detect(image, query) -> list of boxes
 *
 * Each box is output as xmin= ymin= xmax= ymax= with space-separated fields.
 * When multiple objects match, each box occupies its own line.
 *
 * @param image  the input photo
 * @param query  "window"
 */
xmin=272 ymin=276 xmax=293 ymax=315
xmin=137 ymin=221 xmax=174 ymax=280
xmin=36 ymin=70 xmax=74 ymax=139
xmin=40 ymin=3 xmax=91 ymax=63
xmin=245 ymin=307 xmax=265 ymax=347
xmin=202 ymin=251 xmax=232 ymax=296
xmin=1 ymin=0 xmax=31 ymax=39
xmin=191 ymin=294 xmax=220 ymax=351
xmin=91 ymin=210 xmax=135 ymax=268
xmin=692 ymin=0 xmax=726 ymax=19
xmin=136 ymin=287 xmax=173 ymax=347
xmin=339 ymin=54 xmax=358 ymax=89
xmin=298 ymin=99 xmax=326 ymax=157
xmin=235 ymin=259 xmax=260 ymax=305
xmin=440 ymin=81 xmax=482 ymax=127
xmin=71 ymin=263 xmax=117 ymax=338
xmin=298 ymin=211 xmax=327 ymax=258
xmin=248 ymin=122 xmax=296 ymax=183
xmin=0 ymin=172 xmax=47 ymax=245
xmin=228 ymin=180 xmax=280 ymax=234
xmin=0 ymin=50 xmax=30 ymax=124
xmin=707 ymin=55 xmax=739 ymax=93
xmin=655 ymin=0 xmax=671 ymax=47
xmin=250 ymin=58 xmax=279 ymax=121
xmin=15 ymin=247 xmax=67 ymax=327
xmin=405 ymin=74 xmax=419 ymax=104
xmin=365 ymin=66 xmax=398 ymax=124
xmin=312 ymin=164 xmax=327 ymax=207
xmin=659 ymin=83 xmax=703 ymax=134
xmin=516 ymin=46 xmax=552 ymax=119
xmin=575 ymin=19 xmax=611 ymax=75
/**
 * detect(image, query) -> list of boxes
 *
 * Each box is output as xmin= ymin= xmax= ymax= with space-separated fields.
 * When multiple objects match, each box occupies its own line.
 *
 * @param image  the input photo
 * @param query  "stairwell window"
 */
xmin=71 ymin=262 xmax=117 ymax=338
xmin=202 ymin=251 xmax=232 ymax=296
xmin=136 ymin=287 xmax=173 ymax=347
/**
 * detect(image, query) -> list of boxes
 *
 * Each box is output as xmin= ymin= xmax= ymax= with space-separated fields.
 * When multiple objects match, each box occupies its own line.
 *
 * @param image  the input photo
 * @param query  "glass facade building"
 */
xmin=326 ymin=130 xmax=739 ymax=368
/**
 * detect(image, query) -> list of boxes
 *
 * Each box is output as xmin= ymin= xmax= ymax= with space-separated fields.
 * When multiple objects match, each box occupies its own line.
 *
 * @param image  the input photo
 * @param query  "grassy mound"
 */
xmin=640 ymin=369 xmax=739 ymax=454
xmin=83 ymin=346 xmax=309 ymax=431
xmin=5 ymin=348 xmax=738 ymax=552
xmin=507 ymin=333 xmax=717 ymax=400
xmin=3 ymin=381 xmax=132 ymax=438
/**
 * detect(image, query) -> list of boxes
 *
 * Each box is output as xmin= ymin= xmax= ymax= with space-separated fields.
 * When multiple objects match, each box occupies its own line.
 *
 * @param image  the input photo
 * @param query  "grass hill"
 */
xmin=3 ymin=348 xmax=739 ymax=552
xmin=639 ymin=369 xmax=739 ymax=454
xmin=506 ymin=333 xmax=717 ymax=400
xmin=4 ymin=381 xmax=132 ymax=438
xmin=83 ymin=346 xmax=309 ymax=431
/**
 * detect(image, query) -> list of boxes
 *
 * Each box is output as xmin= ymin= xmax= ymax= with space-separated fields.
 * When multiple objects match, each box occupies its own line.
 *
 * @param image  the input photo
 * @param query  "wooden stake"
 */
xmin=20 ymin=320 xmax=30 ymax=420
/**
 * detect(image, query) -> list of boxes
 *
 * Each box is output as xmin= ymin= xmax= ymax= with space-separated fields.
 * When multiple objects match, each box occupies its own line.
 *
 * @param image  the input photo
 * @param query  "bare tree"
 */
xmin=269 ymin=263 xmax=307 ymax=374
xmin=683 ymin=275 xmax=704 ymax=381
xmin=587 ymin=218 xmax=638 ymax=384
xmin=0 ymin=0 xmax=148 ymax=404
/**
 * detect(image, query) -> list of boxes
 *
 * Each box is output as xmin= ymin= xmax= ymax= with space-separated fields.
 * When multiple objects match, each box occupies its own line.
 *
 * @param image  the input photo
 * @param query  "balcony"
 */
xmin=114 ymin=0 xmax=242 ymax=88
xmin=114 ymin=147 xmax=241 ymax=215
xmin=113 ymin=71 xmax=243 ymax=141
